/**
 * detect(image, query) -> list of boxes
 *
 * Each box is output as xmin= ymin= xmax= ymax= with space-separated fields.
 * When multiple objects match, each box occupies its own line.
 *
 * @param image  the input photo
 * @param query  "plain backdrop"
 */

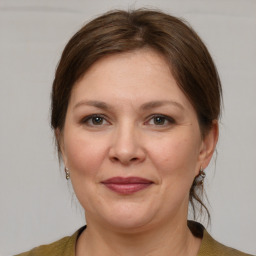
xmin=0 ymin=0 xmax=255 ymax=255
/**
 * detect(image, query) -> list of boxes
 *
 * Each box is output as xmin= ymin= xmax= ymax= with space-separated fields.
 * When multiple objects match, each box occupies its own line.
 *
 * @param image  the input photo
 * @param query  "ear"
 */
xmin=197 ymin=120 xmax=219 ymax=172
xmin=55 ymin=128 xmax=67 ymax=165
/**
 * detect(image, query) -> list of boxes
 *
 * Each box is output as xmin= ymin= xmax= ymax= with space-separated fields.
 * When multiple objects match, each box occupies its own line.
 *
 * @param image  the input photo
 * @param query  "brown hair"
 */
xmin=51 ymin=9 xmax=222 ymax=220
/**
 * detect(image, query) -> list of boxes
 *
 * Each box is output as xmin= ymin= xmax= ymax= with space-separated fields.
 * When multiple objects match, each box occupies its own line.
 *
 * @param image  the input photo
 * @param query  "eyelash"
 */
xmin=145 ymin=114 xmax=176 ymax=126
xmin=80 ymin=114 xmax=175 ymax=127
xmin=81 ymin=114 xmax=110 ymax=126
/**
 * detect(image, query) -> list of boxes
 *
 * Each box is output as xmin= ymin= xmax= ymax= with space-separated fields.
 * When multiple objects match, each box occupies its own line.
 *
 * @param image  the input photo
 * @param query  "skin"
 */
xmin=59 ymin=49 xmax=218 ymax=256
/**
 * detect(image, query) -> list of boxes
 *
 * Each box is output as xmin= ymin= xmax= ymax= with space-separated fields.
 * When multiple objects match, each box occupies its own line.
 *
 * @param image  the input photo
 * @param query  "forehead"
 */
xmin=76 ymin=49 xmax=171 ymax=85
xmin=69 ymin=49 xmax=192 ymax=111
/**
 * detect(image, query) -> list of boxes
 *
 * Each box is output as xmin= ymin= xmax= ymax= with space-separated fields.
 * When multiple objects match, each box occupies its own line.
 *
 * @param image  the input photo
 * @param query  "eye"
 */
xmin=146 ymin=114 xmax=175 ymax=126
xmin=81 ymin=114 xmax=110 ymax=126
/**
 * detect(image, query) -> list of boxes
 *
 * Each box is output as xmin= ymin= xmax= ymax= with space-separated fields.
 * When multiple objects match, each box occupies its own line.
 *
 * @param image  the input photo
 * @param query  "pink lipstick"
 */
xmin=101 ymin=177 xmax=153 ymax=194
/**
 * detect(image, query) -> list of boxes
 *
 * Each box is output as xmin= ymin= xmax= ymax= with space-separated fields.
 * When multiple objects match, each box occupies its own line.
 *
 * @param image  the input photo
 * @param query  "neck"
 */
xmin=76 ymin=216 xmax=201 ymax=256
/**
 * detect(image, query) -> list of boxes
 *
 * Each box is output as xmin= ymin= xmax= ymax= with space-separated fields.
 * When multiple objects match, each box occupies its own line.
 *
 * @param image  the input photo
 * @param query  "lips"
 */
xmin=101 ymin=177 xmax=153 ymax=194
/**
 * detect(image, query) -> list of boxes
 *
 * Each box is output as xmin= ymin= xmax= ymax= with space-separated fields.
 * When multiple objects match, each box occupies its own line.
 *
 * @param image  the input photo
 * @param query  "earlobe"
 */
xmin=199 ymin=120 xmax=219 ymax=170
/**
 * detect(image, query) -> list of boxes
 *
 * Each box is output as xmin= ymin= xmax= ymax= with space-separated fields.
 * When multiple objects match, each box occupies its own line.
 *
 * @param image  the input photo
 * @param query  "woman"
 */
xmin=17 ymin=9 xmax=253 ymax=256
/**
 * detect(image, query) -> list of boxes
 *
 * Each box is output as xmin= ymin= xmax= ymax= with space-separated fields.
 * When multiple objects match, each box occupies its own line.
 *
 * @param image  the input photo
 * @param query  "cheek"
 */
xmin=64 ymin=131 xmax=107 ymax=176
xmin=148 ymin=131 xmax=200 ymax=177
xmin=63 ymin=131 xmax=108 ymax=211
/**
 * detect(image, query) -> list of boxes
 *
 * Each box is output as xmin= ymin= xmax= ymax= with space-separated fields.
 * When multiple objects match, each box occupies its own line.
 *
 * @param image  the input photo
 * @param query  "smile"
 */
xmin=101 ymin=177 xmax=154 ymax=195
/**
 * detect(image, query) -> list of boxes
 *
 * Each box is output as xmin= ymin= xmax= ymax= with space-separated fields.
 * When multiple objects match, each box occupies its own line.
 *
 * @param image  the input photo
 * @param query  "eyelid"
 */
xmin=80 ymin=113 xmax=175 ymax=127
xmin=81 ymin=114 xmax=111 ymax=126
xmin=145 ymin=114 xmax=176 ymax=126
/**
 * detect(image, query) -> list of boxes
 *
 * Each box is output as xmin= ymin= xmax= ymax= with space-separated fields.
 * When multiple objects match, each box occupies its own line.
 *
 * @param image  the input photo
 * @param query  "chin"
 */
xmin=105 ymin=215 xmax=154 ymax=233
xmin=90 ymin=201 xmax=158 ymax=232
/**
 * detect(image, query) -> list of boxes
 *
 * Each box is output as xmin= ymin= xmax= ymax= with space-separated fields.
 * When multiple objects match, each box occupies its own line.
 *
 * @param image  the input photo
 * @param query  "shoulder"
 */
xmin=15 ymin=226 xmax=86 ymax=256
xmin=188 ymin=221 xmax=254 ymax=256
xmin=199 ymin=227 xmax=254 ymax=256
xmin=199 ymin=229 xmax=254 ymax=256
xmin=15 ymin=236 xmax=72 ymax=256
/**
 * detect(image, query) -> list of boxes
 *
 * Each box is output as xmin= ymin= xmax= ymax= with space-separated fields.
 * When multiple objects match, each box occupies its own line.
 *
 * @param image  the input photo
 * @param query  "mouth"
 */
xmin=101 ymin=176 xmax=154 ymax=195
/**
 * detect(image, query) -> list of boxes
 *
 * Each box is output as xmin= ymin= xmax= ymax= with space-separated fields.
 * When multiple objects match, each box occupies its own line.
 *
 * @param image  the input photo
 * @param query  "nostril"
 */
xmin=112 ymin=157 xmax=119 ymax=162
xmin=110 ymin=156 xmax=139 ymax=164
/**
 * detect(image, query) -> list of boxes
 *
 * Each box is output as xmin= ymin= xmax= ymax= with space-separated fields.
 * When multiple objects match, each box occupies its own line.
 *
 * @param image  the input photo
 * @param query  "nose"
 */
xmin=109 ymin=123 xmax=146 ymax=165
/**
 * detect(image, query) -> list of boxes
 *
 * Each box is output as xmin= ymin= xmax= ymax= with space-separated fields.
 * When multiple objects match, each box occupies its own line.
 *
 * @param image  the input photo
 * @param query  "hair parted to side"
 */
xmin=51 ymin=9 xmax=222 ymax=221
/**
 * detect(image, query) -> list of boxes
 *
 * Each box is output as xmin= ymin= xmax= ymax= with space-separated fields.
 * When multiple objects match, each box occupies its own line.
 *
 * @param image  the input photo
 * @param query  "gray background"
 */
xmin=0 ymin=0 xmax=255 ymax=255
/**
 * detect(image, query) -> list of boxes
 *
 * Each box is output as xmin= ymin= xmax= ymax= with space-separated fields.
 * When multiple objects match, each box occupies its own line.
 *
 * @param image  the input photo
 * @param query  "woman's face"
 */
xmin=60 ymin=49 xmax=216 ymax=231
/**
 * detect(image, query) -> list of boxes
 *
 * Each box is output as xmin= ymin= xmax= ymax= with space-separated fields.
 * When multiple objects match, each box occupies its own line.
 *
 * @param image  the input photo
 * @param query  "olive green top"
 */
xmin=16 ymin=222 xmax=254 ymax=256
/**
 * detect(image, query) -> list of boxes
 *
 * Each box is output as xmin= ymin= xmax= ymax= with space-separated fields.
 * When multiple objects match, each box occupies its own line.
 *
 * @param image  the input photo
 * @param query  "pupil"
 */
xmin=154 ymin=116 xmax=164 ymax=125
xmin=93 ymin=117 xmax=103 ymax=124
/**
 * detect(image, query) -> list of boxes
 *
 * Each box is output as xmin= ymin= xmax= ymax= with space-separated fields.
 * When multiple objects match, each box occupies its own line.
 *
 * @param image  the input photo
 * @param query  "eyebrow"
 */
xmin=74 ymin=100 xmax=184 ymax=111
xmin=140 ymin=100 xmax=184 ymax=110
xmin=74 ymin=100 xmax=110 ymax=110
